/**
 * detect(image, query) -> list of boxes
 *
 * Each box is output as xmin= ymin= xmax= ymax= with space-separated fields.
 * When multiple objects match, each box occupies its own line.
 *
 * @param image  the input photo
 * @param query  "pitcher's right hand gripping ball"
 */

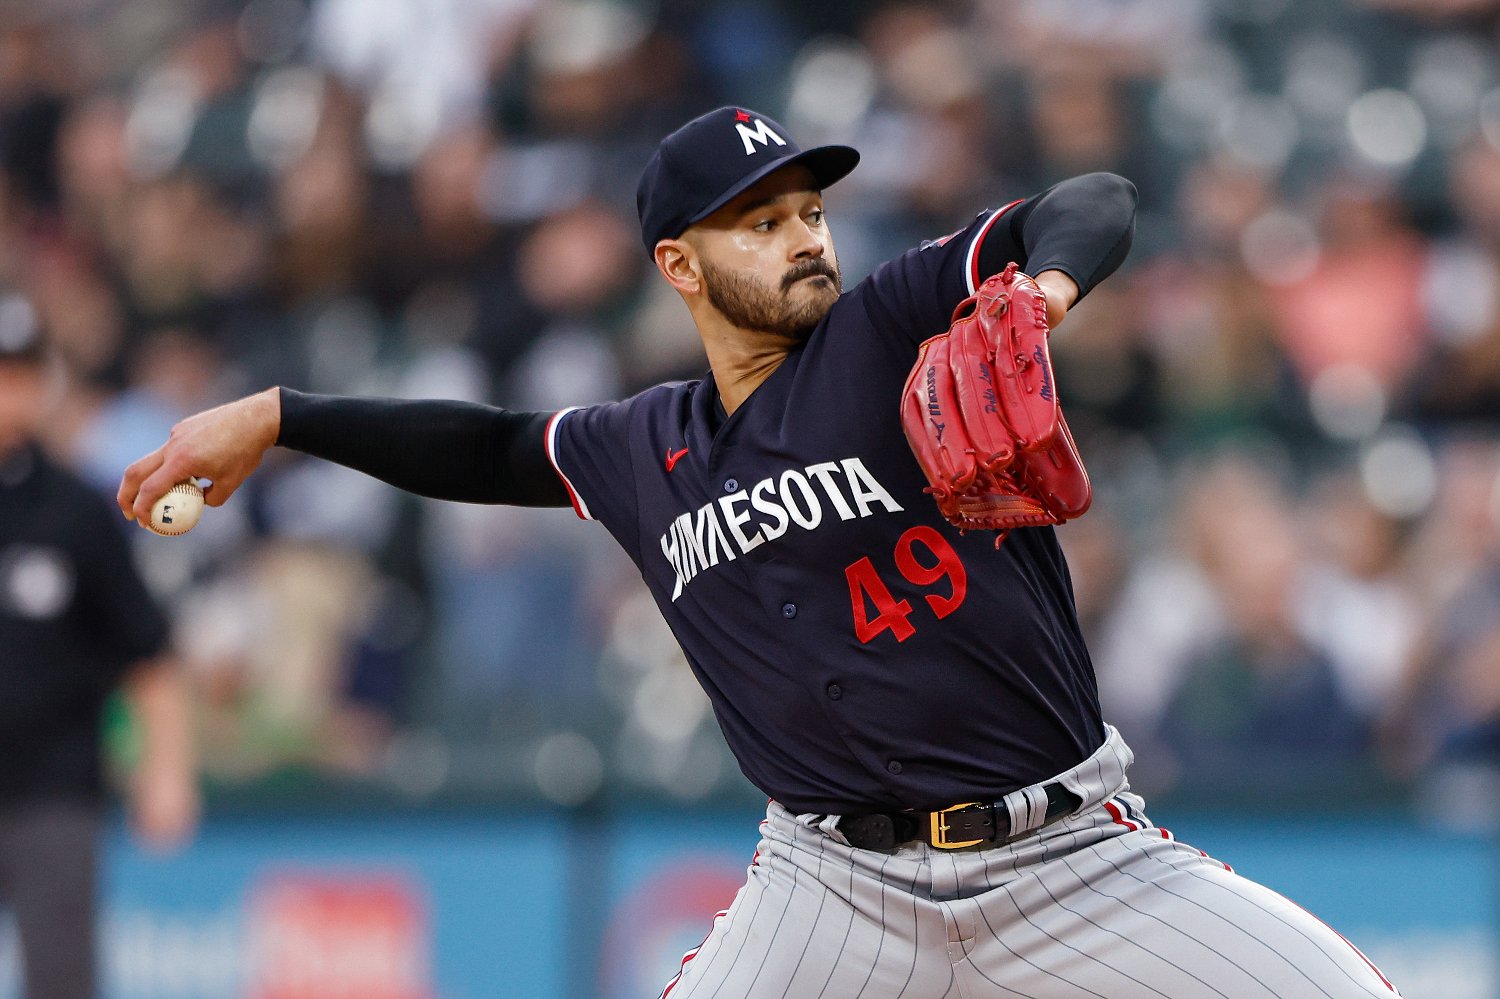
xmin=900 ymin=262 xmax=1091 ymax=544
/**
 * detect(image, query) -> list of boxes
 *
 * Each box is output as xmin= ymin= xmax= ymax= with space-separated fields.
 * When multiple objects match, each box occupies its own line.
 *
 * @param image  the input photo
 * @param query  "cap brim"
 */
xmin=685 ymin=145 xmax=860 ymax=229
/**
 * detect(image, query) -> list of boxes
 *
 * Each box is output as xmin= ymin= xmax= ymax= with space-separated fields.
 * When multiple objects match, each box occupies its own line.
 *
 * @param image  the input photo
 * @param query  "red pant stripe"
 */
xmin=1103 ymin=799 xmax=1138 ymax=832
xmin=658 ymin=908 xmax=730 ymax=999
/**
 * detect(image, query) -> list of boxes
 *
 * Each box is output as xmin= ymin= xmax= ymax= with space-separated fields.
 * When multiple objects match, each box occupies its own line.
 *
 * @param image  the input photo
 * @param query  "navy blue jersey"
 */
xmin=547 ymin=204 xmax=1107 ymax=814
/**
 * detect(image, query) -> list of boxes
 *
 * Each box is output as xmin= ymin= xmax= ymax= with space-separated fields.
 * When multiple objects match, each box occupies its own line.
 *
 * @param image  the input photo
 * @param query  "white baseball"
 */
xmin=148 ymin=480 xmax=205 ymax=536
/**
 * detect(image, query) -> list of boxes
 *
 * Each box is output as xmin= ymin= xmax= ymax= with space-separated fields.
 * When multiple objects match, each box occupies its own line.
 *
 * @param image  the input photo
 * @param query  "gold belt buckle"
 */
xmin=930 ymin=802 xmax=985 ymax=850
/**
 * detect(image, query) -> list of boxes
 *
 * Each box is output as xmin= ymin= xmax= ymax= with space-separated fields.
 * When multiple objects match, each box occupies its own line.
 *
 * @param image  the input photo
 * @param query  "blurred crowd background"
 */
xmin=3 ymin=0 xmax=1500 ymax=824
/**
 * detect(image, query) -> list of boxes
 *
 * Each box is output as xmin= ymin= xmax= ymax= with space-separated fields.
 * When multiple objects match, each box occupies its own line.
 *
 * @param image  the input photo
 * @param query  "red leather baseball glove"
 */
xmin=900 ymin=262 xmax=1091 ymax=545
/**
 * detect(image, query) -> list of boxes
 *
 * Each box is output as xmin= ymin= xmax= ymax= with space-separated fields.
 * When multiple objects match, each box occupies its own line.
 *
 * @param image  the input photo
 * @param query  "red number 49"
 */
xmin=845 ymin=526 xmax=968 ymax=644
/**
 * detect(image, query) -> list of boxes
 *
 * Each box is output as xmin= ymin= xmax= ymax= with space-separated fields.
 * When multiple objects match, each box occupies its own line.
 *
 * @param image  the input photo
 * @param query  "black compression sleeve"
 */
xmin=275 ymin=389 xmax=570 ymax=507
xmin=978 ymin=172 xmax=1137 ymax=300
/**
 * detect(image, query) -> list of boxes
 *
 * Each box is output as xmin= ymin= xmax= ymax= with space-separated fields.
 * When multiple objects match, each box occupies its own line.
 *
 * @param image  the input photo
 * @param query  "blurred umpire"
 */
xmin=0 ymin=298 xmax=197 ymax=999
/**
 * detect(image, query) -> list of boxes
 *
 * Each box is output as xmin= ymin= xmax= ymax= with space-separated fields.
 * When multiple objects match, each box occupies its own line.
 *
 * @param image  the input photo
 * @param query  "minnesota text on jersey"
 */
xmin=659 ymin=455 xmax=903 ymax=600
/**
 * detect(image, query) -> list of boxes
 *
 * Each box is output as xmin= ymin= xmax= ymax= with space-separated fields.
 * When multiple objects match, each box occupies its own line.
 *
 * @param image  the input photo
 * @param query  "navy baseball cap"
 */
xmin=637 ymin=107 xmax=860 ymax=253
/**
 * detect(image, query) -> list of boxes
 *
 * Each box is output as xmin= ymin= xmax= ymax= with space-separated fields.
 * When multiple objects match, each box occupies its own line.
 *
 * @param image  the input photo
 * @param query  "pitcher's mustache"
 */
xmin=783 ymin=259 xmax=840 ymax=291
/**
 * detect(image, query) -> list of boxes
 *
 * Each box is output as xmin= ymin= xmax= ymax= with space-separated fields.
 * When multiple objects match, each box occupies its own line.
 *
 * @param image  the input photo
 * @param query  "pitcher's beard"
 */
xmin=702 ymin=258 xmax=841 ymax=339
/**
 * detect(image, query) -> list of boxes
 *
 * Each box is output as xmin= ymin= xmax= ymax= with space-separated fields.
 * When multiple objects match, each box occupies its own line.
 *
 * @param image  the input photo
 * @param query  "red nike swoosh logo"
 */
xmin=665 ymin=447 xmax=689 ymax=472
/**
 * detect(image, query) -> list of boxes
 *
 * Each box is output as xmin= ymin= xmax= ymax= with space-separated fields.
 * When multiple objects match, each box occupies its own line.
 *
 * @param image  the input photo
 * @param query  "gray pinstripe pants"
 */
xmin=659 ymin=727 xmax=1400 ymax=999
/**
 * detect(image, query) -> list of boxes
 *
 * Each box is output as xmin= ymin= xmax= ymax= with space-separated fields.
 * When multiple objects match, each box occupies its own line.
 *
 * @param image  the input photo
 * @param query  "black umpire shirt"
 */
xmin=0 ymin=444 xmax=169 ymax=805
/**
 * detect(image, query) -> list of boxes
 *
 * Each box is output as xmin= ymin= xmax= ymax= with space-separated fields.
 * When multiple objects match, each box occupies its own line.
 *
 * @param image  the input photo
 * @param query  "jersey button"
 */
xmin=886 ymin=760 xmax=903 ymax=775
xmin=781 ymin=602 xmax=797 ymax=619
xmin=724 ymin=478 xmax=739 ymax=492
xmin=826 ymin=683 xmax=842 ymax=699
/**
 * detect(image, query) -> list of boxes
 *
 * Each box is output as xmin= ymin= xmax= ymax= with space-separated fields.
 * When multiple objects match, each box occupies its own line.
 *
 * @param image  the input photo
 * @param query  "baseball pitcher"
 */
xmin=119 ymin=108 xmax=1399 ymax=999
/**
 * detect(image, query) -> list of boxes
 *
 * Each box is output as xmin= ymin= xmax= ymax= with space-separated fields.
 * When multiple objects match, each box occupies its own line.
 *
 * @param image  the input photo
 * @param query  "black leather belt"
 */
xmin=837 ymin=782 xmax=1081 ymax=852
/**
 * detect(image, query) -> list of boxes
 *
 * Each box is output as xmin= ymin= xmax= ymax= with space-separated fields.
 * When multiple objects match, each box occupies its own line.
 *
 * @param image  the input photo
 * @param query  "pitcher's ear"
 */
xmin=655 ymin=238 xmax=702 ymax=296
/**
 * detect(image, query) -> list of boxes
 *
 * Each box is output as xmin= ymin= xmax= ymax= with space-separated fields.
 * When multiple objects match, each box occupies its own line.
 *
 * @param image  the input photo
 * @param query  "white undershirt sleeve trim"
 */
xmin=963 ymin=198 xmax=1024 ymax=295
xmin=544 ymin=407 xmax=593 ymax=521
